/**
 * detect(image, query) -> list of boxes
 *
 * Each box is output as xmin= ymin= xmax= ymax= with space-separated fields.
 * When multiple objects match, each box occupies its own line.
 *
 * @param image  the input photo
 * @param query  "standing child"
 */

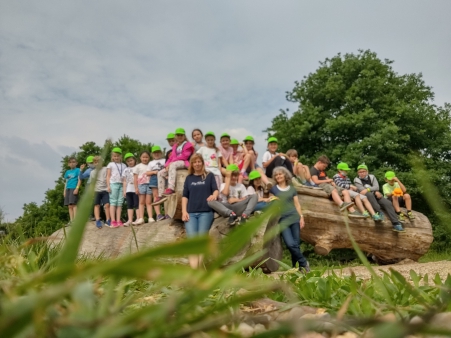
xmin=147 ymin=146 xmax=166 ymax=221
xmin=197 ymin=131 xmax=226 ymax=190
xmin=106 ymin=147 xmax=127 ymax=228
xmin=191 ymin=128 xmax=205 ymax=151
xmin=63 ymin=157 xmax=81 ymax=226
xmin=133 ymin=151 xmax=153 ymax=225
xmin=90 ymin=156 xmax=110 ymax=229
xmin=122 ymin=153 xmax=139 ymax=226
xmin=383 ymin=171 xmax=415 ymax=221
xmin=262 ymin=137 xmax=294 ymax=178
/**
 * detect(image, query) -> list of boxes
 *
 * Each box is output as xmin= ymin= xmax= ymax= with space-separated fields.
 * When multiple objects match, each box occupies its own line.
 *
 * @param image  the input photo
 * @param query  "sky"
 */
xmin=1 ymin=1 xmax=450 ymax=221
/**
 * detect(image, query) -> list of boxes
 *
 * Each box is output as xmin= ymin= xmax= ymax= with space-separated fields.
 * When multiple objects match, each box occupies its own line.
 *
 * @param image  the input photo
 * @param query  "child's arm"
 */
xmin=293 ymin=195 xmax=305 ymax=229
xmin=395 ymin=178 xmax=407 ymax=193
xmin=134 ymin=174 xmax=139 ymax=195
xmin=63 ymin=174 xmax=68 ymax=197
xmin=240 ymin=144 xmax=249 ymax=155
xmin=221 ymin=171 xmax=231 ymax=198
xmin=262 ymin=155 xmax=277 ymax=168
xmin=106 ymin=168 xmax=111 ymax=193
xmin=221 ymin=157 xmax=228 ymax=167
xmin=74 ymin=176 xmax=81 ymax=195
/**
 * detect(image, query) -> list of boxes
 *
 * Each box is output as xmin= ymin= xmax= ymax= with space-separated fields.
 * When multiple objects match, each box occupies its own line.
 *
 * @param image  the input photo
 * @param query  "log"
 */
xmin=165 ymin=169 xmax=189 ymax=219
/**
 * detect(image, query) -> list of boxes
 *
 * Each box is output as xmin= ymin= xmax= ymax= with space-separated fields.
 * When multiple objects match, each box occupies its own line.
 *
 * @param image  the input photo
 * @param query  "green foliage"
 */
xmin=267 ymin=50 xmax=451 ymax=247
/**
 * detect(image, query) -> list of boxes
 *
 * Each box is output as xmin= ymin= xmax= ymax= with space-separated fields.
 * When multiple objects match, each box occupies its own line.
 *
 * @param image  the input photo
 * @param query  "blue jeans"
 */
xmin=280 ymin=218 xmax=308 ymax=268
xmin=254 ymin=201 xmax=269 ymax=211
xmin=185 ymin=212 xmax=214 ymax=238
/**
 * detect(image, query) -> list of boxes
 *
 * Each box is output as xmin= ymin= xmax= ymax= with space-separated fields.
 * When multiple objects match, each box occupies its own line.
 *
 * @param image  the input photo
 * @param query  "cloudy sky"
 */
xmin=1 ymin=1 xmax=450 ymax=221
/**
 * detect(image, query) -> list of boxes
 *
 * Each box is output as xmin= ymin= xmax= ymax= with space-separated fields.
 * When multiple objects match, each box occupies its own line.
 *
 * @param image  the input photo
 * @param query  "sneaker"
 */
xmin=133 ymin=218 xmax=144 ymax=225
xmin=105 ymin=219 xmax=111 ymax=227
xmin=148 ymin=217 xmax=155 ymax=223
xmin=372 ymin=212 xmax=382 ymax=222
xmin=228 ymin=212 xmax=238 ymax=226
xmin=398 ymin=213 xmax=406 ymax=223
xmin=111 ymin=221 xmax=120 ymax=228
xmin=156 ymin=214 xmax=165 ymax=221
xmin=300 ymin=261 xmax=311 ymax=274
xmin=65 ymin=221 xmax=72 ymax=227
xmin=162 ymin=188 xmax=175 ymax=196
xmin=96 ymin=220 xmax=103 ymax=229
xmin=407 ymin=211 xmax=415 ymax=220
xmin=379 ymin=212 xmax=385 ymax=221
xmin=164 ymin=214 xmax=171 ymax=219
xmin=392 ymin=223 xmax=406 ymax=232
xmin=123 ymin=220 xmax=132 ymax=227
xmin=254 ymin=210 xmax=264 ymax=217
xmin=348 ymin=210 xmax=365 ymax=218
xmin=339 ymin=202 xmax=355 ymax=211
xmin=362 ymin=210 xmax=370 ymax=218
xmin=151 ymin=196 xmax=168 ymax=206
xmin=239 ymin=214 xmax=249 ymax=225
xmin=117 ymin=221 xmax=124 ymax=227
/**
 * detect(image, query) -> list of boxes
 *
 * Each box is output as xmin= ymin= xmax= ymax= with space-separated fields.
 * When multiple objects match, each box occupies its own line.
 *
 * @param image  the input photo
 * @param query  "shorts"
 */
xmin=94 ymin=191 xmax=110 ymax=205
xmin=387 ymin=196 xmax=406 ymax=207
xmin=318 ymin=183 xmax=344 ymax=197
xmin=126 ymin=192 xmax=139 ymax=209
xmin=64 ymin=189 xmax=79 ymax=206
xmin=149 ymin=175 xmax=158 ymax=188
xmin=349 ymin=190 xmax=367 ymax=200
xmin=138 ymin=183 xmax=153 ymax=195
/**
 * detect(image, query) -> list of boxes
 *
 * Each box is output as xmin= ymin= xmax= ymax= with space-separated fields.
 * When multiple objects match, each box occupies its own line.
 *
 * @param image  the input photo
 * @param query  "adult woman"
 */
xmin=182 ymin=154 xmax=219 ymax=268
xmin=269 ymin=166 xmax=310 ymax=273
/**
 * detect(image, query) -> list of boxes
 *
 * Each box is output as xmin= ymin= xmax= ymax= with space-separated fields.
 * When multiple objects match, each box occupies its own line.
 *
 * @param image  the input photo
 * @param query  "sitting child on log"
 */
xmin=262 ymin=137 xmax=294 ymax=178
xmin=286 ymin=149 xmax=319 ymax=188
xmin=247 ymin=170 xmax=272 ymax=213
xmin=383 ymin=171 xmax=415 ymax=221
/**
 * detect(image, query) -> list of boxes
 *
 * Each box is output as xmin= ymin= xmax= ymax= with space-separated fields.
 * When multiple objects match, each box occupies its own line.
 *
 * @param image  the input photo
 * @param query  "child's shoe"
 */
xmin=65 ymin=221 xmax=72 ymax=227
xmin=254 ymin=210 xmax=264 ymax=217
xmin=239 ymin=214 xmax=249 ymax=225
xmin=95 ymin=220 xmax=103 ymax=229
xmin=156 ymin=214 xmax=165 ymax=221
xmin=123 ymin=220 xmax=132 ymax=227
xmin=117 ymin=221 xmax=124 ymax=227
xmin=392 ymin=222 xmax=406 ymax=232
xmin=133 ymin=218 xmax=144 ymax=225
xmin=362 ymin=210 xmax=370 ymax=218
xmin=111 ymin=221 xmax=120 ymax=228
xmin=372 ymin=212 xmax=382 ymax=222
xmin=407 ymin=211 xmax=415 ymax=220
xmin=348 ymin=210 xmax=365 ymax=218
xmin=398 ymin=213 xmax=406 ymax=223
xmin=339 ymin=202 xmax=355 ymax=211
xmin=162 ymin=189 xmax=175 ymax=196
xmin=148 ymin=217 xmax=156 ymax=223
xmin=228 ymin=212 xmax=238 ymax=226
xmin=164 ymin=214 xmax=171 ymax=219
xmin=379 ymin=212 xmax=385 ymax=221
xmin=105 ymin=219 xmax=112 ymax=227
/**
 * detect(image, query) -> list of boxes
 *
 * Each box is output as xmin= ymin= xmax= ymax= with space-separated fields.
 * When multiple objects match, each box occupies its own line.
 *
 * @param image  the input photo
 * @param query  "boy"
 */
xmin=89 ymin=156 xmax=111 ymax=229
xmin=208 ymin=164 xmax=258 ymax=225
xmin=286 ymin=149 xmax=317 ymax=188
xmin=79 ymin=155 xmax=95 ymax=184
xmin=309 ymin=155 xmax=359 ymax=216
xmin=63 ymin=157 xmax=81 ymax=226
xmin=353 ymin=164 xmax=405 ymax=232
xmin=383 ymin=171 xmax=415 ymax=221
xmin=218 ymin=133 xmax=234 ymax=176
xmin=333 ymin=162 xmax=381 ymax=221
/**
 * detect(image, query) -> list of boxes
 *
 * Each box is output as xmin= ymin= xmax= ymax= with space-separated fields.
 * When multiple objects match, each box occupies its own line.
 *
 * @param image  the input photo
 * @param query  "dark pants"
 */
xmin=280 ymin=219 xmax=308 ymax=268
xmin=266 ymin=156 xmax=294 ymax=179
xmin=365 ymin=192 xmax=398 ymax=223
xmin=208 ymin=194 xmax=258 ymax=217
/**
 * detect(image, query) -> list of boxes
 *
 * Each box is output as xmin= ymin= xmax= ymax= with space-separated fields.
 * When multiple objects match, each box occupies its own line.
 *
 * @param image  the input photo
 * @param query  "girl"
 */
xmin=286 ymin=149 xmax=319 ymax=188
xmin=243 ymin=136 xmax=271 ymax=188
xmin=230 ymin=139 xmax=247 ymax=182
xmin=146 ymin=146 xmax=166 ymax=221
xmin=182 ymin=153 xmax=219 ymax=269
xmin=262 ymin=137 xmax=294 ymax=179
xmin=269 ymin=166 xmax=310 ymax=273
xmin=106 ymin=147 xmax=127 ymax=227
xmin=191 ymin=128 xmax=205 ymax=151
xmin=247 ymin=170 xmax=271 ymax=212
xmin=196 ymin=131 xmax=226 ymax=191
xmin=155 ymin=128 xmax=194 ymax=202
xmin=122 ymin=153 xmax=139 ymax=226
xmin=133 ymin=151 xmax=154 ymax=225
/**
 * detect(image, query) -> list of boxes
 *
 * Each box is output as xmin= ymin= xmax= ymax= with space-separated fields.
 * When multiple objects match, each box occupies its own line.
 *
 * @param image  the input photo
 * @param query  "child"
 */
xmin=133 ymin=151 xmax=153 ymax=225
xmin=90 ymin=156 xmax=110 ymax=229
xmin=218 ymin=132 xmax=234 ymax=176
xmin=310 ymin=155 xmax=359 ymax=216
xmin=106 ymin=147 xmax=127 ymax=227
xmin=333 ymin=162 xmax=382 ymax=221
xmin=122 ymin=153 xmax=139 ymax=226
xmin=383 ymin=171 xmax=415 ymax=221
xmin=286 ymin=149 xmax=317 ymax=188
xmin=269 ymin=166 xmax=310 ymax=273
xmin=196 ymin=131 xmax=226 ymax=192
xmin=191 ymin=128 xmax=205 ymax=151
xmin=147 ymin=146 xmax=166 ymax=221
xmin=63 ymin=157 xmax=81 ymax=226
xmin=166 ymin=133 xmax=176 ymax=161
xmin=262 ymin=137 xmax=294 ymax=178
xmin=208 ymin=164 xmax=258 ymax=225
xmin=79 ymin=155 xmax=95 ymax=184
xmin=247 ymin=170 xmax=271 ymax=212
xmin=242 ymin=136 xmax=272 ymax=189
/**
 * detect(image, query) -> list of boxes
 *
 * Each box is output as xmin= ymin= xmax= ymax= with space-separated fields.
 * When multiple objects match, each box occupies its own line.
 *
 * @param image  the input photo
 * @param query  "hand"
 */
xmin=135 ymin=189 xmax=139 ymax=195
xmin=206 ymin=195 xmax=216 ymax=202
xmin=299 ymin=217 xmax=305 ymax=229
xmin=63 ymin=191 xmax=66 ymax=197
xmin=73 ymin=188 xmax=79 ymax=195
xmin=360 ymin=189 xmax=367 ymax=195
xmin=80 ymin=164 xmax=86 ymax=170
xmin=394 ymin=177 xmax=400 ymax=182
xmin=123 ymin=192 xmax=126 ymax=198
xmin=107 ymin=186 xmax=111 ymax=193
xmin=182 ymin=212 xmax=189 ymax=222
xmin=350 ymin=185 xmax=357 ymax=191
xmin=375 ymin=191 xmax=383 ymax=199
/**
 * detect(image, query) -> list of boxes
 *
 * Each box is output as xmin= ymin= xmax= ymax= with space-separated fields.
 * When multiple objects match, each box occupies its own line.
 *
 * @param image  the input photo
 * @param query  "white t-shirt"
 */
xmin=247 ymin=185 xmax=264 ymax=198
xmin=107 ymin=162 xmax=127 ymax=184
xmin=133 ymin=163 xmax=149 ymax=185
xmin=197 ymin=146 xmax=223 ymax=176
xmin=122 ymin=167 xmax=135 ymax=193
xmin=219 ymin=183 xmax=248 ymax=203
xmin=148 ymin=158 xmax=166 ymax=172
xmin=262 ymin=151 xmax=279 ymax=174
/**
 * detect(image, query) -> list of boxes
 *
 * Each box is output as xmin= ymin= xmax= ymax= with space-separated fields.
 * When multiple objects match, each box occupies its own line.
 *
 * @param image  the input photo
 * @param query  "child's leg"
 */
xmin=110 ymin=205 xmax=116 ymax=222
xmin=116 ymin=185 xmax=124 ymax=222
xmin=353 ymin=197 xmax=365 ymax=213
xmin=362 ymin=197 xmax=376 ymax=215
xmin=127 ymin=209 xmax=134 ymax=222
xmin=104 ymin=204 xmax=110 ymax=221
xmin=168 ymin=161 xmax=185 ymax=190
xmin=392 ymin=197 xmax=400 ymax=212
xmin=403 ymin=193 xmax=412 ymax=210
xmin=73 ymin=205 xmax=77 ymax=218
xmin=145 ymin=194 xmax=154 ymax=220
xmin=94 ymin=205 xmax=101 ymax=220
xmin=138 ymin=194 xmax=146 ymax=219
xmin=157 ymin=170 xmax=168 ymax=197
xmin=331 ymin=189 xmax=344 ymax=206
xmin=152 ymin=188 xmax=161 ymax=215
xmin=257 ymin=167 xmax=269 ymax=185
xmin=241 ymin=154 xmax=252 ymax=173
xmin=302 ymin=165 xmax=312 ymax=181
xmin=68 ymin=205 xmax=74 ymax=221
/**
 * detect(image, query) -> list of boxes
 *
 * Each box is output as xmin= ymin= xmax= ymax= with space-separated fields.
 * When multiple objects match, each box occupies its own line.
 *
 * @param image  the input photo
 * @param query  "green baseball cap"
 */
xmin=230 ymin=138 xmax=239 ymax=145
xmin=204 ymin=131 xmax=216 ymax=138
xmin=112 ymin=147 xmax=122 ymax=154
xmin=243 ymin=136 xmax=255 ymax=142
xmin=267 ymin=137 xmax=278 ymax=144
xmin=86 ymin=155 xmax=94 ymax=163
xmin=385 ymin=171 xmax=396 ymax=180
xmin=151 ymin=146 xmax=162 ymax=153
xmin=357 ymin=164 xmax=368 ymax=171
xmin=124 ymin=153 xmax=135 ymax=160
xmin=166 ymin=133 xmax=175 ymax=139
xmin=249 ymin=170 xmax=261 ymax=180
xmin=220 ymin=132 xmax=231 ymax=139
xmin=337 ymin=162 xmax=351 ymax=171
xmin=226 ymin=164 xmax=239 ymax=172
xmin=175 ymin=128 xmax=185 ymax=135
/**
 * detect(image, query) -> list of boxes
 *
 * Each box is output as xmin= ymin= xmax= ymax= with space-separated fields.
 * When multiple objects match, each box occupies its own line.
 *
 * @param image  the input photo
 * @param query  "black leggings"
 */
xmin=265 ymin=156 xmax=294 ymax=179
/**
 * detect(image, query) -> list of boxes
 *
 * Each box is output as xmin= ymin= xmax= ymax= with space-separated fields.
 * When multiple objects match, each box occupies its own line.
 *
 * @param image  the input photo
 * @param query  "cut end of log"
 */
xmin=314 ymin=245 xmax=331 ymax=256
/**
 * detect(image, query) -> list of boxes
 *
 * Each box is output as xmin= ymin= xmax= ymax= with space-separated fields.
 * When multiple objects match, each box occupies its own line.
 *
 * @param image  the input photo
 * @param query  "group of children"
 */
xmin=63 ymin=128 xmax=414 ymax=233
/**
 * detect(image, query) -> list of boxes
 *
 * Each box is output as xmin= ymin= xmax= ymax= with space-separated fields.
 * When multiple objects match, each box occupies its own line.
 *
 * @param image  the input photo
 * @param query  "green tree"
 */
xmin=267 ymin=50 xmax=451 ymax=249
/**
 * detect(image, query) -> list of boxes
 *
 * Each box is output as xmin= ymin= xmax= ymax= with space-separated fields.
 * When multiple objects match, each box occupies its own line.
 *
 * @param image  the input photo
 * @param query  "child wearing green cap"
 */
xmin=247 ymin=170 xmax=272 ymax=212
xmin=286 ymin=149 xmax=317 ymax=188
xmin=146 ymin=146 xmax=166 ymax=221
xmin=243 ymin=136 xmax=272 ymax=189
xmin=262 ymin=137 xmax=294 ymax=178
xmin=133 ymin=151 xmax=153 ymax=225
xmin=196 ymin=132 xmax=226 ymax=192
xmin=90 ymin=156 xmax=111 ymax=229
xmin=218 ymin=133 xmax=234 ymax=174
xmin=165 ymin=133 xmax=176 ymax=161
xmin=383 ymin=171 xmax=414 ymax=221
xmin=122 ymin=153 xmax=139 ymax=226
xmin=79 ymin=155 xmax=95 ymax=185
xmin=106 ymin=147 xmax=127 ymax=227
xmin=63 ymin=157 xmax=81 ymax=226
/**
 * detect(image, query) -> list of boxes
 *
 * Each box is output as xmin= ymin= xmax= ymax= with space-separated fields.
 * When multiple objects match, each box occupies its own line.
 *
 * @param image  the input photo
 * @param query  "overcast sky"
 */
xmin=1 ymin=1 xmax=450 ymax=221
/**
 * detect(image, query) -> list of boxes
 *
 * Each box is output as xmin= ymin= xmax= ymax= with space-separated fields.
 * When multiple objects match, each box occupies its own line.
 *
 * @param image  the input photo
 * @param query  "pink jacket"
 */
xmin=165 ymin=141 xmax=194 ymax=168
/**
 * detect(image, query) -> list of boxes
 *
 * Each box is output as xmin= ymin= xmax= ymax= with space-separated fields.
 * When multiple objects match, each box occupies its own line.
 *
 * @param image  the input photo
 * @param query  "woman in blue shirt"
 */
xmin=182 ymin=153 xmax=219 ymax=269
